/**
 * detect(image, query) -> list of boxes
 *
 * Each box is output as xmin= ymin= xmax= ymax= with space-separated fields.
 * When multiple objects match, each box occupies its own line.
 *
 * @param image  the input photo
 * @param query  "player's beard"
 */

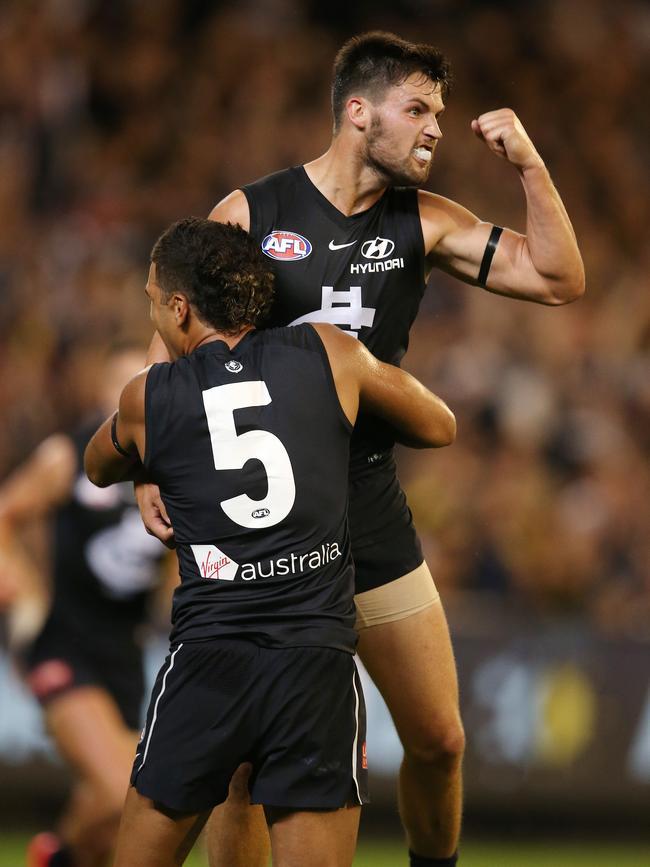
xmin=364 ymin=114 xmax=432 ymax=188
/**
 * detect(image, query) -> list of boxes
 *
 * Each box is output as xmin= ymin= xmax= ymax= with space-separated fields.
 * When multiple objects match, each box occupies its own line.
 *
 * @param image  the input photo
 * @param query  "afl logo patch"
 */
xmin=262 ymin=230 xmax=312 ymax=261
xmin=225 ymin=360 xmax=243 ymax=373
xmin=251 ymin=508 xmax=270 ymax=519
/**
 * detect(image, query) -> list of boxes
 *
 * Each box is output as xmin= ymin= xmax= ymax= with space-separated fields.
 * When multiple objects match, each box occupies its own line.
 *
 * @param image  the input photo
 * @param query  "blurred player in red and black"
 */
xmin=0 ymin=344 xmax=167 ymax=867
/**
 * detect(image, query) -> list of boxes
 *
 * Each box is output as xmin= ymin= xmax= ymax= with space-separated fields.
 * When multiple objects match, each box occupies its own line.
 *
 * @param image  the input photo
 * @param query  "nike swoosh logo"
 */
xmin=329 ymin=240 xmax=357 ymax=251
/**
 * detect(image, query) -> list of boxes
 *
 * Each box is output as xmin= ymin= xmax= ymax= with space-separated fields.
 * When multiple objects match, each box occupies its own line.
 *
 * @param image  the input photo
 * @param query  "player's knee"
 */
xmin=404 ymin=715 xmax=465 ymax=770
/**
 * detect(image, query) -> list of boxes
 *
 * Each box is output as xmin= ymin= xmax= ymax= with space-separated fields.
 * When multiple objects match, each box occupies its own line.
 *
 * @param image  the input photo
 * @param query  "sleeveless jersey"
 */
xmin=144 ymin=325 xmax=356 ymax=653
xmin=242 ymin=166 xmax=427 ymax=468
xmin=50 ymin=423 xmax=164 ymax=640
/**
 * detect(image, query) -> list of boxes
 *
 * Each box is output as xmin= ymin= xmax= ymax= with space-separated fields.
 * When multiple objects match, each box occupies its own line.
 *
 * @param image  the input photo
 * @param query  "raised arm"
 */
xmin=312 ymin=324 xmax=456 ymax=449
xmin=421 ymin=108 xmax=585 ymax=305
xmin=84 ymin=368 xmax=148 ymax=487
xmin=0 ymin=436 xmax=76 ymax=611
xmin=0 ymin=435 xmax=76 ymax=527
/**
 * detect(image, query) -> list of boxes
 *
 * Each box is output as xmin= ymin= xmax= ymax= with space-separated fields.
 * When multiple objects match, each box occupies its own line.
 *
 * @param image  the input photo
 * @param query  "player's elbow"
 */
xmin=564 ymin=267 xmax=586 ymax=303
xmin=84 ymin=464 xmax=110 ymax=488
xmin=436 ymin=406 xmax=457 ymax=447
xmin=423 ymin=403 xmax=456 ymax=448
xmin=542 ymin=262 xmax=586 ymax=306
xmin=83 ymin=448 xmax=110 ymax=488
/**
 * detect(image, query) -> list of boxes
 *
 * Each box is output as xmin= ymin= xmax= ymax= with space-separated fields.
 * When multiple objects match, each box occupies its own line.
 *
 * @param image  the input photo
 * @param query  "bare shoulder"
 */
xmin=418 ymin=189 xmax=479 ymax=228
xmin=310 ymin=323 xmax=364 ymax=363
xmin=418 ymin=189 xmax=480 ymax=252
xmin=208 ymin=189 xmax=250 ymax=230
xmin=119 ymin=366 xmax=151 ymax=424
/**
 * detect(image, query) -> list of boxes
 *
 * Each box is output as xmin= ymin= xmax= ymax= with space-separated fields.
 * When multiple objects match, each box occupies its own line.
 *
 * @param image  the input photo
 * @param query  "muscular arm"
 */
xmin=84 ymin=369 xmax=149 ymax=487
xmin=312 ymin=324 xmax=456 ymax=449
xmin=421 ymin=109 xmax=585 ymax=305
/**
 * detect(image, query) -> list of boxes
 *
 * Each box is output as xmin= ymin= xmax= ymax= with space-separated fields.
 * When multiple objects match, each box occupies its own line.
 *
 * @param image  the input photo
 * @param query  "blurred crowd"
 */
xmin=1 ymin=0 xmax=648 ymax=638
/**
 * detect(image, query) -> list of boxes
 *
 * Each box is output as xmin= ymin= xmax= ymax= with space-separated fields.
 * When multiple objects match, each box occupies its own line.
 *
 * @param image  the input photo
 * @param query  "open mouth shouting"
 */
xmin=413 ymin=145 xmax=433 ymax=164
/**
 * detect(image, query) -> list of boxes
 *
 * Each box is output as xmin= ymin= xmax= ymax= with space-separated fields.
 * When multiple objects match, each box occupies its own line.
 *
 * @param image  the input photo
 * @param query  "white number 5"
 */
xmin=202 ymin=381 xmax=296 ymax=529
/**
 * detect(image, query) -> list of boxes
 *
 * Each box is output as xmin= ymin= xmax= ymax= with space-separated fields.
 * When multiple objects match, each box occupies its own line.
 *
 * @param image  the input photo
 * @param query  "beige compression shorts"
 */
xmin=354 ymin=561 xmax=440 ymax=630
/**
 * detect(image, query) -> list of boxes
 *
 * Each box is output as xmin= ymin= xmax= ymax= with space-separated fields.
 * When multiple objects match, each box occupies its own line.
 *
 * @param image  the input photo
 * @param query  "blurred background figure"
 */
xmin=0 ymin=0 xmax=649 ymax=863
xmin=0 ymin=344 xmax=168 ymax=867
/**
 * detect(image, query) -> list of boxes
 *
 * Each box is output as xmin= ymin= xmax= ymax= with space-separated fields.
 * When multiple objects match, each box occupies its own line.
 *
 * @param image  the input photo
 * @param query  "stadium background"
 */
xmin=0 ymin=0 xmax=649 ymax=863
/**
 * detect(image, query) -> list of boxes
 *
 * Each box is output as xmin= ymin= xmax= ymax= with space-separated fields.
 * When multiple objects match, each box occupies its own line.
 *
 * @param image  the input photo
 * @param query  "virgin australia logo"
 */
xmin=191 ymin=544 xmax=239 ymax=581
xmin=191 ymin=540 xmax=342 ymax=582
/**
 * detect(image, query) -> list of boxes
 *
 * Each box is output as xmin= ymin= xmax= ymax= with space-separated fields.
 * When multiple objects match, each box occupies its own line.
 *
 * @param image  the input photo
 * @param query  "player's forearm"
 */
xmin=0 ymin=436 xmax=75 ymax=523
xmin=362 ymin=366 xmax=456 ymax=449
xmin=0 ymin=477 xmax=44 ymax=527
xmin=395 ymin=389 xmax=457 ymax=449
xmin=519 ymin=163 xmax=585 ymax=304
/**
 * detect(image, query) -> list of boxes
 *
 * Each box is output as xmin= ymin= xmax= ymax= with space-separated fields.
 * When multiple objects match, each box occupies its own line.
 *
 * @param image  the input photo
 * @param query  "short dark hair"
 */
xmin=332 ymin=31 xmax=452 ymax=132
xmin=151 ymin=219 xmax=275 ymax=335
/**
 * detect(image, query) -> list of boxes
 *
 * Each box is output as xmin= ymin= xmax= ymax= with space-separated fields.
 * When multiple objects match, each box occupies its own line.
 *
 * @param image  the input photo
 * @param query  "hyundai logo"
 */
xmin=361 ymin=237 xmax=395 ymax=260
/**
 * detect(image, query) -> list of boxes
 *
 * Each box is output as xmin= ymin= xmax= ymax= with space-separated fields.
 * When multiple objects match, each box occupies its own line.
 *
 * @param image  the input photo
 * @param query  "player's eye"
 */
xmin=408 ymin=108 xmax=420 ymax=116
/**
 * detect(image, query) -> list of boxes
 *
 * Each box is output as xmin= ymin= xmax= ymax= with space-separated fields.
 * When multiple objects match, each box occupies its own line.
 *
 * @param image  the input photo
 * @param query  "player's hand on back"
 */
xmin=471 ymin=109 xmax=544 ymax=172
xmin=134 ymin=480 xmax=176 ymax=549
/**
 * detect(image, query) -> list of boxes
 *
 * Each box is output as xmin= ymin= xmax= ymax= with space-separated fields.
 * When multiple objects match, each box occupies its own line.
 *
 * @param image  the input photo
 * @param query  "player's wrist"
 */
xmin=517 ymin=155 xmax=546 ymax=175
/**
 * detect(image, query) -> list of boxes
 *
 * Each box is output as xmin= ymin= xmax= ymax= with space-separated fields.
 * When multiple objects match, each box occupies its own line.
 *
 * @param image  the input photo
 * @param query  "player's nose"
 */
xmin=424 ymin=118 xmax=443 ymax=140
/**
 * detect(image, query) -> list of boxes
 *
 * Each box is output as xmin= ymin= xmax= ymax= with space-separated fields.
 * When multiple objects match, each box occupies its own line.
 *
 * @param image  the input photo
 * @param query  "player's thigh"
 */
xmin=114 ymin=786 xmax=209 ymax=867
xmin=357 ymin=586 xmax=462 ymax=752
xmin=266 ymin=805 xmax=360 ymax=867
xmin=46 ymin=685 xmax=139 ymax=799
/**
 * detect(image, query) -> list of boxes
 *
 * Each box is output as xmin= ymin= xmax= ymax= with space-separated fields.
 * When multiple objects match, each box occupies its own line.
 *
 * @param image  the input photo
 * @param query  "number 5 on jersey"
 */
xmin=202 ymin=381 xmax=296 ymax=529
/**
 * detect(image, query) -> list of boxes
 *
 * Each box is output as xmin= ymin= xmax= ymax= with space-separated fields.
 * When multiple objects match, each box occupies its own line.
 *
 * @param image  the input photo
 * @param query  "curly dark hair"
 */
xmin=151 ymin=218 xmax=275 ymax=335
xmin=332 ymin=31 xmax=452 ymax=133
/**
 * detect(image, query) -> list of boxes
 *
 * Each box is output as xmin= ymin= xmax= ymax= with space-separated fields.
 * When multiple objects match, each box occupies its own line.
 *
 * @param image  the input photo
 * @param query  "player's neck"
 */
xmin=188 ymin=325 xmax=255 ymax=354
xmin=304 ymin=140 xmax=389 ymax=217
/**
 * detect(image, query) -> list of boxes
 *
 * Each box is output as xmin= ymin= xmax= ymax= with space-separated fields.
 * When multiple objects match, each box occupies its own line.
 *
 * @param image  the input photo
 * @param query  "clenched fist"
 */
xmin=471 ymin=109 xmax=544 ymax=172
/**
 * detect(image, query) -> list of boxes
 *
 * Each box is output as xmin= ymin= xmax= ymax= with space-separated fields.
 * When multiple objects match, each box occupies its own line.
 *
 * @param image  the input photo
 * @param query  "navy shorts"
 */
xmin=131 ymin=639 xmax=369 ymax=814
xmin=349 ymin=451 xmax=423 ymax=594
xmin=23 ymin=614 xmax=145 ymax=730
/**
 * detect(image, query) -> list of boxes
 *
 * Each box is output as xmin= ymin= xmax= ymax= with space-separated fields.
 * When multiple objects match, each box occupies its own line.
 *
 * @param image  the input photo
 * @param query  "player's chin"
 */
xmin=388 ymin=164 xmax=428 ymax=188
xmin=404 ymin=167 xmax=430 ymax=187
xmin=413 ymin=154 xmax=433 ymax=176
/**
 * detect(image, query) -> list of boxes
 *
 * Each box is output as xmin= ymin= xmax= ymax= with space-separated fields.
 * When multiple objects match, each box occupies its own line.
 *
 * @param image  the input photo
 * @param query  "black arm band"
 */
xmin=110 ymin=412 xmax=133 ymax=459
xmin=477 ymin=225 xmax=503 ymax=287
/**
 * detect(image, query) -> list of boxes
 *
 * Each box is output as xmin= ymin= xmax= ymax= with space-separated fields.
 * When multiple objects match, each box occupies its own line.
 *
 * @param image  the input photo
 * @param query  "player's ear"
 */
xmin=171 ymin=293 xmax=190 ymax=326
xmin=345 ymin=96 xmax=370 ymax=131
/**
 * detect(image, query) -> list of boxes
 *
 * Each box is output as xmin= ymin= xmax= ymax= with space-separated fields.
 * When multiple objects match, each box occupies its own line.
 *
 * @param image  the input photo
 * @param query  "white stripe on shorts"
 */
xmin=351 ymin=662 xmax=362 ymax=803
xmin=137 ymin=643 xmax=184 ymax=773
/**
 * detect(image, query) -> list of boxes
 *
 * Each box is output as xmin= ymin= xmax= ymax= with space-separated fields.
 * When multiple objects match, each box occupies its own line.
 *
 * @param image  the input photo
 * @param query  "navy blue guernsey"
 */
xmin=51 ymin=423 xmax=164 ymax=643
xmin=144 ymin=325 xmax=356 ymax=653
xmin=242 ymin=166 xmax=427 ymax=468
